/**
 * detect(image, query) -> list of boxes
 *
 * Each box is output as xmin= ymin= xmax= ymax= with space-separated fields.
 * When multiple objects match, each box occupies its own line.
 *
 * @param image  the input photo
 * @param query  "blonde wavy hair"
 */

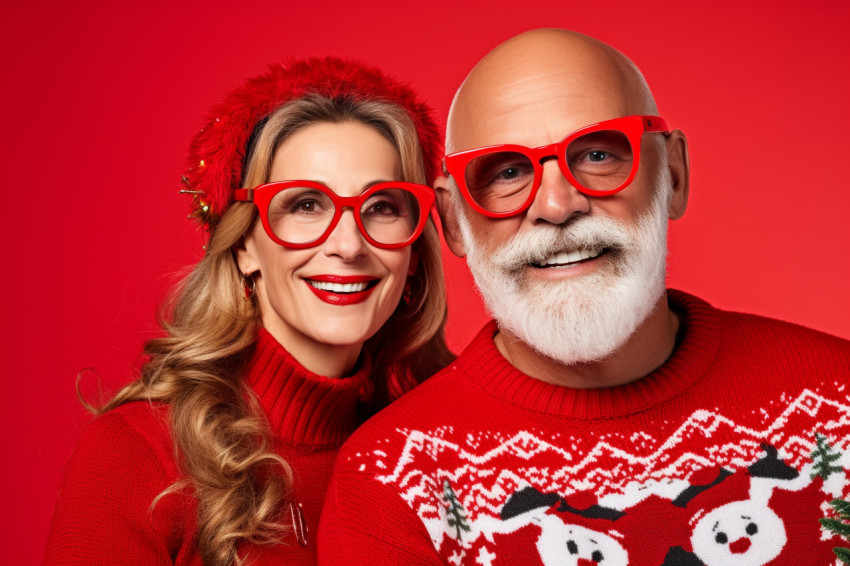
xmin=94 ymin=94 xmax=452 ymax=565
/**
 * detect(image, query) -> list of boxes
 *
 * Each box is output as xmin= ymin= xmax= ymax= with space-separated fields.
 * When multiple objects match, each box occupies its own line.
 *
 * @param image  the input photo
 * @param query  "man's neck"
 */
xmin=493 ymin=295 xmax=681 ymax=389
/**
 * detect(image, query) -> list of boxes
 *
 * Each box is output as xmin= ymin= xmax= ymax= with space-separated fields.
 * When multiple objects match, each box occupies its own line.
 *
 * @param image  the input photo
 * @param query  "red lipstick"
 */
xmin=304 ymin=275 xmax=379 ymax=306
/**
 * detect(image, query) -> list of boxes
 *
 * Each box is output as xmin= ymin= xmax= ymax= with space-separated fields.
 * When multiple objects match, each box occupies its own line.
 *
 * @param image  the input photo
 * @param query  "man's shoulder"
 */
xmin=342 ymin=326 xmax=499 ymax=454
xmin=717 ymin=303 xmax=850 ymax=354
xmin=672 ymin=289 xmax=850 ymax=371
xmin=355 ymin=362 xmax=467 ymax=436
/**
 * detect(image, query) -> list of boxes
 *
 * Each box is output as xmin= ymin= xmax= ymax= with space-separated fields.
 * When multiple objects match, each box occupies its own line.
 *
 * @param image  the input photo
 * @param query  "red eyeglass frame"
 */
xmin=233 ymin=180 xmax=436 ymax=249
xmin=443 ymin=115 xmax=669 ymax=218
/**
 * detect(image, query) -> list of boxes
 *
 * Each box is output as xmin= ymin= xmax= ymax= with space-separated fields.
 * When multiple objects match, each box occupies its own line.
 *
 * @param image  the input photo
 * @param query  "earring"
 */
xmin=243 ymin=273 xmax=256 ymax=300
xmin=402 ymin=278 xmax=413 ymax=306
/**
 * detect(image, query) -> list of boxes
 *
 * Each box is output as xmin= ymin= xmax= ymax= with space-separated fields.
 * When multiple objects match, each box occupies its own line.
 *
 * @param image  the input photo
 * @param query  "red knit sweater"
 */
xmin=44 ymin=328 xmax=368 ymax=565
xmin=319 ymin=291 xmax=850 ymax=566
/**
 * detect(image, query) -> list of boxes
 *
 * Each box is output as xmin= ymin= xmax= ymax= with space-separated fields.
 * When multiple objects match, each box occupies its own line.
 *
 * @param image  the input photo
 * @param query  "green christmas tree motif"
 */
xmin=811 ymin=433 xmax=843 ymax=481
xmin=820 ymin=498 xmax=850 ymax=564
xmin=443 ymin=480 xmax=472 ymax=541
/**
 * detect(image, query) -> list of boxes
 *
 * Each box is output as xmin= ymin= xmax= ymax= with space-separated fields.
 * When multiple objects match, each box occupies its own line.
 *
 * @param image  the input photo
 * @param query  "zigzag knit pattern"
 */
xmin=320 ymin=290 xmax=850 ymax=566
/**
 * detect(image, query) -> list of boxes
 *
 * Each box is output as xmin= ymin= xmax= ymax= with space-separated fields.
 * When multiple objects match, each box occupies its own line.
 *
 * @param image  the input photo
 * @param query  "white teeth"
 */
xmin=308 ymin=280 xmax=369 ymax=293
xmin=541 ymin=248 xmax=602 ymax=266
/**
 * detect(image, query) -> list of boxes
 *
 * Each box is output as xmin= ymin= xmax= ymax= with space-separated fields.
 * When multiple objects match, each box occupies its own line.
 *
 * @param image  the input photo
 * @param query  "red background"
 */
xmin=3 ymin=0 xmax=848 ymax=561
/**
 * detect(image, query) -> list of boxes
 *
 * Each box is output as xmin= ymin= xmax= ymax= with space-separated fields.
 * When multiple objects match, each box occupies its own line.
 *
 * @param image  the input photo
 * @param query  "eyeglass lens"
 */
xmin=267 ymin=186 xmax=421 ymax=245
xmin=464 ymin=129 xmax=634 ymax=213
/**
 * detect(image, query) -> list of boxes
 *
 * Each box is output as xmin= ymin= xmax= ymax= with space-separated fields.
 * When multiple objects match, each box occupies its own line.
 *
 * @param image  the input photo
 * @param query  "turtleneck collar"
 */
xmin=455 ymin=289 xmax=722 ymax=419
xmin=244 ymin=328 xmax=369 ymax=447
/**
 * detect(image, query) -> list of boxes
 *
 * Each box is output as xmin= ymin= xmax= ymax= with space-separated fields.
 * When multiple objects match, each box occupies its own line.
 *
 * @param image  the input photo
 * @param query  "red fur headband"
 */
xmin=181 ymin=56 xmax=443 ymax=228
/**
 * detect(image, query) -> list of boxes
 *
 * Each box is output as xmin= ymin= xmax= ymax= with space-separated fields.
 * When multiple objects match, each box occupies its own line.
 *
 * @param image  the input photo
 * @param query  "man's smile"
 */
xmin=530 ymin=246 xmax=604 ymax=268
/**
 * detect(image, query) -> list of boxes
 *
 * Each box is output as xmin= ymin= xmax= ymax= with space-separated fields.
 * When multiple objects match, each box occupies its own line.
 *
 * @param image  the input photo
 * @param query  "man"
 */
xmin=319 ymin=29 xmax=850 ymax=565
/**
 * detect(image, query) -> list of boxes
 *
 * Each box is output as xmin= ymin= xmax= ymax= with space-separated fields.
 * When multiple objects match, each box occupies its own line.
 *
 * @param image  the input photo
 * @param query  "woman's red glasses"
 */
xmin=444 ymin=115 xmax=669 ymax=218
xmin=234 ymin=181 xmax=435 ymax=249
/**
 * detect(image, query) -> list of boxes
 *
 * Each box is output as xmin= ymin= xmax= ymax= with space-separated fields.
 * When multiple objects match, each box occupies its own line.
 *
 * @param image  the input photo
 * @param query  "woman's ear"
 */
xmin=234 ymin=228 xmax=260 ymax=276
xmin=407 ymin=245 xmax=420 ymax=277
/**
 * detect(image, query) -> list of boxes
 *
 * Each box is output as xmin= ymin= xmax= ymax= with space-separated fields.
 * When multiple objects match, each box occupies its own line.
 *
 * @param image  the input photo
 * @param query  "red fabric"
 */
xmin=319 ymin=290 xmax=850 ymax=566
xmin=44 ymin=328 xmax=368 ymax=565
xmin=182 ymin=56 xmax=443 ymax=222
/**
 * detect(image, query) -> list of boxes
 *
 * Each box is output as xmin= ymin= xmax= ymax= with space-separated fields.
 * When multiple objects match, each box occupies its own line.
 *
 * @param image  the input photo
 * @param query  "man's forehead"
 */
xmin=454 ymin=73 xmax=633 ymax=150
xmin=448 ymin=29 xmax=652 ymax=152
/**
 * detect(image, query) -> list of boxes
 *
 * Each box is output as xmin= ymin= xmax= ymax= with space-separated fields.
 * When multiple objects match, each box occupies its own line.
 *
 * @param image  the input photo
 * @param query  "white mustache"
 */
xmin=489 ymin=215 xmax=634 ymax=272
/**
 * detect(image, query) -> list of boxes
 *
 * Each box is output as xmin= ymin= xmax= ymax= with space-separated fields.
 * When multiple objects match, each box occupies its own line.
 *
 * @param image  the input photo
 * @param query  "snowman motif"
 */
xmin=689 ymin=499 xmax=785 ymax=566
xmin=675 ymin=444 xmax=812 ymax=566
xmin=488 ymin=486 xmax=629 ymax=566
xmin=536 ymin=521 xmax=627 ymax=566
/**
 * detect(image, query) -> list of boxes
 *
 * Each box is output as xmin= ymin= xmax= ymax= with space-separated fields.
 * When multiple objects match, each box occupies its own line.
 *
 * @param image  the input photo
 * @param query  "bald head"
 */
xmin=446 ymin=29 xmax=657 ymax=154
xmin=435 ymin=29 xmax=691 ymax=382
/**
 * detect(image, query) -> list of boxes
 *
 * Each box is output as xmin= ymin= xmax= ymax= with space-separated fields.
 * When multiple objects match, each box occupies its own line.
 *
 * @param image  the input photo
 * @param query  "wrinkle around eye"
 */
xmin=291 ymin=199 xmax=328 ymax=215
xmin=479 ymin=166 xmax=534 ymax=190
xmin=362 ymin=193 xmax=408 ymax=217
xmin=364 ymin=202 xmax=402 ymax=217
xmin=569 ymin=150 xmax=631 ymax=175
xmin=496 ymin=166 xmax=531 ymax=181
xmin=468 ymin=152 xmax=533 ymax=182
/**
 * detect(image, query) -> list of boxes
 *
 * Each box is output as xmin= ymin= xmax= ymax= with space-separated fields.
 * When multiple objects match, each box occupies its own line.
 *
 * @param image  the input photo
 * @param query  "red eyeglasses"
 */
xmin=234 ymin=181 xmax=435 ymax=249
xmin=444 ymin=115 xmax=669 ymax=218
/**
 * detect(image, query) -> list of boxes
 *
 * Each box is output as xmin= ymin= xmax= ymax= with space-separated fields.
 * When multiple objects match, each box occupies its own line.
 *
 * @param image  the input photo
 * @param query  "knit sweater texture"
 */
xmin=319 ymin=290 xmax=850 ymax=566
xmin=44 ymin=328 xmax=368 ymax=565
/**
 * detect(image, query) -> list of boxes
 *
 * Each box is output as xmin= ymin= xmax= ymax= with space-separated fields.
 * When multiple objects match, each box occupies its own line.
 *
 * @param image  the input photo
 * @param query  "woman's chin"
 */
xmin=306 ymin=323 xmax=381 ymax=350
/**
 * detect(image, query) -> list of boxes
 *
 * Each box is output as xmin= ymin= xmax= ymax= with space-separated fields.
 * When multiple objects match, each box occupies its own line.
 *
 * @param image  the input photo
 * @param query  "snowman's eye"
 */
xmin=746 ymin=523 xmax=758 ymax=535
xmin=715 ymin=532 xmax=729 ymax=544
xmin=567 ymin=540 xmax=578 ymax=555
xmin=591 ymin=549 xmax=604 ymax=562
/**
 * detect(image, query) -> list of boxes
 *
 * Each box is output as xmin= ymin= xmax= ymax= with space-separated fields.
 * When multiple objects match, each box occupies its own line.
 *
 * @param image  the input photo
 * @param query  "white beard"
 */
xmin=455 ymin=173 xmax=672 ymax=365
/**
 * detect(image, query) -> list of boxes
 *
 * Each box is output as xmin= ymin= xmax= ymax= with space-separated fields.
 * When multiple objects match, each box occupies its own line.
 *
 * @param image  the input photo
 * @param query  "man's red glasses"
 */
xmin=443 ymin=115 xmax=669 ymax=218
xmin=234 ymin=181 xmax=435 ymax=249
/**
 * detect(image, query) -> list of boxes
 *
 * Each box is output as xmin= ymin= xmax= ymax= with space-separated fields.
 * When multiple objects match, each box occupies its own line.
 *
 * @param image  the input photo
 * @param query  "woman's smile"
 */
xmin=238 ymin=120 xmax=413 ymax=374
xmin=303 ymin=274 xmax=381 ymax=305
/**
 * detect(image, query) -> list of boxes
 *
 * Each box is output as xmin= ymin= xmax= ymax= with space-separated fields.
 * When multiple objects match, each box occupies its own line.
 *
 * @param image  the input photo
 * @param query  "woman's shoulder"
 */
xmin=74 ymin=400 xmax=179 ymax=479
xmin=45 ymin=402 xmax=194 ymax=563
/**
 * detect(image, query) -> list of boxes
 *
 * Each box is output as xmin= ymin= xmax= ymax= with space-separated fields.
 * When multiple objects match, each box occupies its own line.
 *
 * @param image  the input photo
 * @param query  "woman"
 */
xmin=44 ymin=57 xmax=452 ymax=565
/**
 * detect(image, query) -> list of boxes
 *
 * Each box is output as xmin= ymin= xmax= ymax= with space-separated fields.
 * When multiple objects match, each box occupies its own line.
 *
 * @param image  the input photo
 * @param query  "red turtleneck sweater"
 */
xmin=44 ymin=328 xmax=368 ymax=565
xmin=319 ymin=291 xmax=850 ymax=566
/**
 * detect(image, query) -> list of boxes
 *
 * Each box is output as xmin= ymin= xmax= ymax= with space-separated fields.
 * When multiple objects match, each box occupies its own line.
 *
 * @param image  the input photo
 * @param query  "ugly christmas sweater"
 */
xmin=319 ymin=290 xmax=850 ymax=566
xmin=44 ymin=328 xmax=368 ymax=566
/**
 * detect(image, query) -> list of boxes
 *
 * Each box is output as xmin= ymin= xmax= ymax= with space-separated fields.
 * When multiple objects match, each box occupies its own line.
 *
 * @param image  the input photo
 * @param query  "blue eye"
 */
xmin=466 ymin=152 xmax=534 ymax=191
xmin=498 ymin=167 xmax=522 ymax=180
